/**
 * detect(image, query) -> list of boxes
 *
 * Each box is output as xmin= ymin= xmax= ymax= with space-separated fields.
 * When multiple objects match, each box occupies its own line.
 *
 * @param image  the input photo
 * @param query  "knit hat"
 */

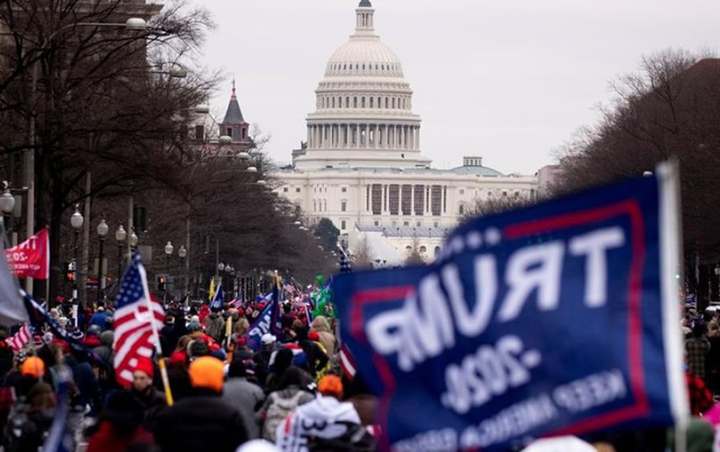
xmin=20 ymin=356 xmax=45 ymax=378
xmin=134 ymin=357 xmax=154 ymax=378
xmin=318 ymin=374 xmax=343 ymax=398
xmin=188 ymin=356 xmax=224 ymax=393
xmin=261 ymin=334 xmax=276 ymax=345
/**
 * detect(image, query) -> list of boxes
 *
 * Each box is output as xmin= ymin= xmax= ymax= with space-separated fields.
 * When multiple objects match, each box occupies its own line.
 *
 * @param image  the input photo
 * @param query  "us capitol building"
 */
xmin=272 ymin=0 xmax=551 ymax=265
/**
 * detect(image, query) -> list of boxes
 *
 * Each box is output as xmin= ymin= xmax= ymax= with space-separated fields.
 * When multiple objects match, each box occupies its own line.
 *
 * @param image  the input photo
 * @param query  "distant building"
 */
xmin=190 ymin=81 xmax=255 ymax=156
xmin=537 ymin=164 xmax=562 ymax=197
xmin=274 ymin=0 xmax=540 ymax=265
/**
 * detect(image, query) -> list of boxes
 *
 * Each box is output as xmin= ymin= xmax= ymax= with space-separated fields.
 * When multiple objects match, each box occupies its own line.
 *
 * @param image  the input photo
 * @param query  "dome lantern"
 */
xmin=355 ymin=0 xmax=375 ymax=35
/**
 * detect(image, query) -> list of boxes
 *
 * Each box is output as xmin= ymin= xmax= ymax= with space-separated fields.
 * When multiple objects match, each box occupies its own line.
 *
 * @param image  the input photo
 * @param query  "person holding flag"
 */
xmin=206 ymin=281 xmax=226 ymax=344
xmin=112 ymin=253 xmax=173 ymax=406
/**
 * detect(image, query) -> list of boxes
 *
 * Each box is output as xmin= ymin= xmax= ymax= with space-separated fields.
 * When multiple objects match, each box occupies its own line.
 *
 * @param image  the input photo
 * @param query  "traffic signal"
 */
xmin=157 ymin=275 xmax=166 ymax=291
xmin=64 ymin=262 xmax=75 ymax=281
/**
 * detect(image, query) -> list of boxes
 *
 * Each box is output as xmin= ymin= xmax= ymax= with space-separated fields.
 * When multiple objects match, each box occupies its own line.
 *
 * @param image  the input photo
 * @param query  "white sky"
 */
xmin=198 ymin=0 xmax=719 ymax=174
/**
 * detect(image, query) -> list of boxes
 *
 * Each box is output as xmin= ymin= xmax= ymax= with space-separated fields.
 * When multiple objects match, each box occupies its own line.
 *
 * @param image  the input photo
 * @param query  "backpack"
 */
xmin=262 ymin=390 xmax=310 ymax=442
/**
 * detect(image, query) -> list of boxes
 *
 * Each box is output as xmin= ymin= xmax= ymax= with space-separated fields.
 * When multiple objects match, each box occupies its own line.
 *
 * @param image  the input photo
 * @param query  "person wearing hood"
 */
xmin=276 ymin=374 xmax=374 ymax=452
xmin=92 ymin=330 xmax=114 ymax=366
xmin=310 ymin=316 xmax=336 ymax=355
xmin=153 ymin=356 xmax=248 ymax=452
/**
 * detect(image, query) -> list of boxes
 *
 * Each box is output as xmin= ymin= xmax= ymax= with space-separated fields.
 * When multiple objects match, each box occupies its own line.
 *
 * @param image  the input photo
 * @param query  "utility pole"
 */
xmin=185 ymin=206 xmax=191 ymax=298
xmin=24 ymin=59 xmax=38 ymax=295
xmin=79 ymin=172 xmax=91 ymax=309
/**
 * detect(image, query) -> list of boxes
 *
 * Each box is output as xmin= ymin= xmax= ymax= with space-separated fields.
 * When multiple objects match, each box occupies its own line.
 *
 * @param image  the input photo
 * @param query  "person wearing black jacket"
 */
xmin=153 ymin=356 xmax=248 ymax=452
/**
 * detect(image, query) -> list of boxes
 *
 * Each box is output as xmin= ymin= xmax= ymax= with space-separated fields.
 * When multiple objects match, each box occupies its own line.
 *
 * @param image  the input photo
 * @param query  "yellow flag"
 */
xmin=208 ymin=277 xmax=216 ymax=301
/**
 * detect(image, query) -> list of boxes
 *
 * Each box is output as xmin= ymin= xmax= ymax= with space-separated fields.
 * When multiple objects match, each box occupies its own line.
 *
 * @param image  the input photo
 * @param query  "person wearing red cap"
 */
xmin=130 ymin=358 xmax=165 ymax=426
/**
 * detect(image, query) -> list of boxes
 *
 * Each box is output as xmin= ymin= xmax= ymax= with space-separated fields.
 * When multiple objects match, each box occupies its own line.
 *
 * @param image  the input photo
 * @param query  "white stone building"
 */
xmin=273 ymin=0 xmax=539 ymax=265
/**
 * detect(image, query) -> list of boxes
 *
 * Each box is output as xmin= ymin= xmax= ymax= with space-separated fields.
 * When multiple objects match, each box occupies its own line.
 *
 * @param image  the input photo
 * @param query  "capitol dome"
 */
xmin=325 ymin=39 xmax=404 ymax=78
xmin=296 ymin=0 xmax=430 ymax=171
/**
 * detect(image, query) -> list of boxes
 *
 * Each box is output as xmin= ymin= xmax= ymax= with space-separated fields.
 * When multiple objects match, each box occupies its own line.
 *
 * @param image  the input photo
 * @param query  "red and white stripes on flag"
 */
xmin=5 ymin=324 xmax=31 ymax=352
xmin=339 ymin=344 xmax=357 ymax=379
xmin=112 ymin=254 xmax=164 ymax=387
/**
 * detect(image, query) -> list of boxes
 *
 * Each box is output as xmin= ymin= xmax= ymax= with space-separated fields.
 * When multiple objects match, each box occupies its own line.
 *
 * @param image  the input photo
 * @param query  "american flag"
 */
xmin=5 ymin=324 xmax=31 ymax=352
xmin=339 ymin=344 xmax=357 ymax=379
xmin=113 ymin=253 xmax=164 ymax=387
xmin=338 ymin=246 xmax=352 ymax=273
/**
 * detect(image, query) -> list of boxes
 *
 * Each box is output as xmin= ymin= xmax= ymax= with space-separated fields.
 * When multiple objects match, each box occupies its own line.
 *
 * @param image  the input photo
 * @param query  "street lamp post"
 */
xmin=164 ymin=241 xmax=174 ymax=302
xmin=0 ymin=182 xmax=16 ymax=246
xmin=96 ymin=219 xmax=109 ymax=305
xmin=178 ymin=245 xmax=187 ymax=297
xmin=129 ymin=229 xmax=138 ymax=251
xmin=115 ymin=225 xmax=127 ymax=278
xmin=70 ymin=205 xmax=84 ymax=303
xmin=217 ymin=262 xmax=225 ymax=290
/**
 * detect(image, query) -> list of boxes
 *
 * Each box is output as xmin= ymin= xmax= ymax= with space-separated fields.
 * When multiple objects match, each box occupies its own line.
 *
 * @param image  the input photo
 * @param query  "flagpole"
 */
xmin=138 ymin=258 xmax=174 ymax=406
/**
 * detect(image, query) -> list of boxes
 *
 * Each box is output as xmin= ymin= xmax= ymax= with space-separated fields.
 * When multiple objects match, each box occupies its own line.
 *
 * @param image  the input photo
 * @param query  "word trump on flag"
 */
xmin=333 ymin=164 xmax=687 ymax=452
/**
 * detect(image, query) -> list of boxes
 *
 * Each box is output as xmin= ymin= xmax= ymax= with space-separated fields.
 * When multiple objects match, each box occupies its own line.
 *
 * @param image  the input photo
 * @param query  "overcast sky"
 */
xmin=198 ymin=0 xmax=719 ymax=174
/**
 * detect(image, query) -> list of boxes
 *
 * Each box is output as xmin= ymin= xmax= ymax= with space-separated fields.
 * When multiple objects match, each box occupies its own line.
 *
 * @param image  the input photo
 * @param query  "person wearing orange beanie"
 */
xmin=154 ymin=356 xmax=248 ymax=452
xmin=188 ymin=356 xmax=225 ymax=393
xmin=276 ymin=374 xmax=371 ymax=450
xmin=20 ymin=356 xmax=45 ymax=379
xmin=318 ymin=374 xmax=344 ymax=399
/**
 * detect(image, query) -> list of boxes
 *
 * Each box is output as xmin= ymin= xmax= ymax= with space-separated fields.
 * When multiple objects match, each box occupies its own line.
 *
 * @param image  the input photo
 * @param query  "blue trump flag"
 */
xmin=332 ymin=164 xmax=687 ymax=452
xmin=246 ymin=292 xmax=279 ymax=350
xmin=210 ymin=281 xmax=224 ymax=310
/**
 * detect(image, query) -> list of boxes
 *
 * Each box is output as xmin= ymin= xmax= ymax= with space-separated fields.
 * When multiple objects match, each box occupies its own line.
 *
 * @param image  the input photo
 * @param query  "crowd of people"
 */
xmin=3 ymin=290 xmax=720 ymax=451
xmin=0 ymin=292 xmax=378 ymax=452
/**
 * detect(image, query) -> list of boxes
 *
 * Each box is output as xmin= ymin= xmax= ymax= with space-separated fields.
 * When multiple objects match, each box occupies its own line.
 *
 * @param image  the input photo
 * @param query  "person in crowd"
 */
xmin=264 ymin=348 xmax=294 ymax=394
xmin=160 ymin=315 xmax=179 ymax=356
xmin=224 ymin=356 xmax=265 ymax=439
xmin=254 ymin=334 xmax=277 ymax=386
xmin=169 ymin=335 xmax=193 ymax=366
xmin=153 ymin=356 xmax=248 ymax=452
xmin=275 ymin=374 xmax=374 ymax=452
xmin=205 ymin=307 xmax=226 ymax=343
xmin=686 ymin=323 xmax=711 ymax=383
xmin=257 ymin=366 xmax=314 ymax=442
xmin=0 ymin=345 xmax=16 ymax=435
xmin=130 ymin=357 xmax=166 ymax=425
xmin=86 ymin=390 xmax=155 ymax=452
xmin=3 ymin=382 xmax=57 ymax=452
xmin=88 ymin=303 xmax=112 ymax=331
xmin=310 ymin=316 xmax=336 ymax=355
xmin=92 ymin=330 xmax=114 ymax=366
xmin=687 ymin=371 xmax=715 ymax=416
xmin=295 ymin=326 xmax=329 ymax=378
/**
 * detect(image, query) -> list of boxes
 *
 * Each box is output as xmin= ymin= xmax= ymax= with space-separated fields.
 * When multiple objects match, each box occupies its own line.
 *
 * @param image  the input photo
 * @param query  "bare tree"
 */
xmin=462 ymin=196 xmax=533 ymax=223
xmin=554 ymin=49 xmax=720 ymax=301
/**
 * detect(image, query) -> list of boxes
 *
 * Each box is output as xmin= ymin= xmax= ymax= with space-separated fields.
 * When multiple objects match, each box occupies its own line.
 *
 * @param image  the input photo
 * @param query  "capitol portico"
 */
xmin=274 ymin=0 xmax=545 ymax=265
